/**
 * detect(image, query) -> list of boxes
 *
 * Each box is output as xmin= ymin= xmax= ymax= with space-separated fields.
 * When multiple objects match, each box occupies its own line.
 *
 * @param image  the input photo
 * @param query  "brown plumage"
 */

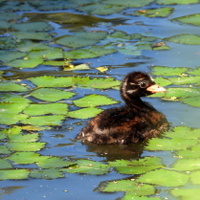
xmin=77 ymin=71 xmax=169 ymax=144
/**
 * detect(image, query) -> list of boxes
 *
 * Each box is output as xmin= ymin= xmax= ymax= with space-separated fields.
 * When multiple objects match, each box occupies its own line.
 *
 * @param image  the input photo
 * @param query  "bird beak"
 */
xmin=146 ymin=84 xmax=166 ymax=93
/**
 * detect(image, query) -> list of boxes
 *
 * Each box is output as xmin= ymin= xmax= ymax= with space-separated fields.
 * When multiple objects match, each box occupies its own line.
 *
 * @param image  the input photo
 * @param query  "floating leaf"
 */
xmin=29 ymin=88 xmax=75 ymax=102
xmin=151 ymin=66 xmax=188 ymax=76
xmin=157 ymin=0 xmax=199 ymax=5
xmin=0 ymin=113 xmax=28 ymax=125
xmin=65 ymin=159 xmax=109 ymax=175
xmin=176 ymin=145 xmax=200 ymax=159
xmin=165 ymin=34 xmax=200 ymax=45
xmin=36 ymin=157 xmax=74 ymax=169
xmin=68 ymin=107 xmax=102 ymax=119
xmin=24 ymin=103 xmax=68 ymax=115
xmin=0 ymin=82 xmax=28 ymax=92
xmin=96 ymin=66 xmax=108 ymax=72
xmin=103 ymin=0 xmax=155 ymax=7
xmin=56 ymin=31 xmax=107 ymax=48
xmin=0 ymin=169 xmax=29 ymax=180
xmin=181 ymin=97 xmax=200 ymax=107
xmin=30 ymin=76 xmax=74 ymax=88
xmin=137 ymin=169 xmax=189 ymax=187
xmin=21 ymin=115 xmax=65 ymax=126
xmin=168 ymin=76 xmax=199 ymax=85
xmin=153 ymin=77 xmax=172 ymax=87
xmin=6 ymin=142 xmax=45 ymax=152
xmin=0 ymin=50 xmax=26 ymax=62
xmin=9 ymin=133 xmax=40 ymax=142
xmin=109 ymin=157 xmax=163 ymax=174
xmin=10 ymin=32 xmax=52 ymax=40
xmin=173 ymin=13 xmax=200 ymax=26
xmin=123 ymin=195 xmax=161 ymax=200
xmin=73 ymin=94 xmax=118 ymax=107
xmin=0 ymin=146 xmax=11 ymax=154
xmin=7 ymin=152 xmax=45 ymax=164
xmin=171 ymin=188 xmax=200 ymax=200
xmin=0 ymin=159 xmax=12 ymax=169
xmin=190 ymin=171 xmax=200 ymax=184
xmin=100 ymin=179 xmax=155 ymax=195
xmin=146 ymin=138 xmax=197 ymax=151
xmin=134 ymin=7 xmax=174 ymax=18
xmin=188 ymin=67 xmax=200 ymax=75
xmin=172 ymin=158 xmax=200 ymax=171
xmin=30 ymin=169 xmax=64 ymax=179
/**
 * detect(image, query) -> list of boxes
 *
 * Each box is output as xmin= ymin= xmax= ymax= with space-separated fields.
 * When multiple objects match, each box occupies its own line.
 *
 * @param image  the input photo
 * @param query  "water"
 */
xmin=1 ymin=1 xmax=200 ymax=200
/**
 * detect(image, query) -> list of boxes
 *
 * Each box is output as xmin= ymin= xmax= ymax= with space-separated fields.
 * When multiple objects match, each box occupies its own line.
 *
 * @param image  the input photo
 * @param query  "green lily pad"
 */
xmin=171 ymin=188 xmax=200 ymax=200
xmin=0 ymin=50 xmax=26 ymax=62
xmin=190 ymin=171 xmax=200 ymax=184
xmin=24 ymin=103 xmax=68 ymax=115
xmin=10 ymin=32 xmax=52 ymax=40
xmin=153 ymin=77 xmax=172 ymax=87
xmin=64 ymin=46 xmax=116 ymax=59
xmin=176 ymin=145 xmax=200 ymax=159
xmin=36 ymin=157 xmax=74 ymax=169
xmin=134 ymin=7 xmax=174 ymax=18
xmin=21 ymin=115 xmax=65 ymax=126
xmin=188 ymin=67 xmax=200 ymax=75
xmin=68 ymin=107 xmax=102 ymax=119
xmin=168 ymin=76 xmax=199 ymax=85
xmin=6 ymin=57 xmax=43 ymax=68
xmin=157 ymin=0 xmax=199 ymax=4
xmin=100 ymin=179 xmax=155 ymax=195
xmin=137 ymin=169 xmax=189 ymax=187
xmin=2 ymin=126 xmax=22 ymax=136
xmin=12 ymin=22 xmax=52 ymax=32
xmin=9 ymin=133 xmax=40 ymax=142
xmin=172 ymin=158 xmax=200 ymax=171
xmin=0 ymin=113 xmax=28 ymax=125
xmin=7 ymin=152 xmax=45 ymax=164
xmin=165 ymin=34 xmax=200 ymax=45
xmin=181 ymin=97 xmax=200 ymax=107
xmin=0 ymin=169 xmax=29 ymax=180
xmin=146 ymin=137 xmax=197 ymax=151
xmin=29 ymin=88 xmax=75 ymax=102
xmin=173 ymin=13 xmax=200 ymax=26
xmin=123 ymin=195 xmax=161 ymax=200
xmin=30 ymin=76 xmax=74 ymax=88
xmin=6 ymin=142 xmax=45 ymax=152
xmin=103 ymin=0 xmax=155 ymax=7
xmin=56 ymin=31 xmax=107 ymax=48
xmin=73 ymin=94 xmax=118 ymax=107
xmin=65 ymin=159 xmax=109 ymax=175
xmin=109 ymin=157 xmax=163 ymax=174
xmin=0 ymin=82 xmax=28 ymax=92
xmin=0 ymin=159 xmax=12 ymax=169
xmin=151 ymin=66 xmax=188 ymax=76
xmin=0 ymin=146 xmax=11 ymax=154
xmin=30 ymin=169 xmax=64 ymax=179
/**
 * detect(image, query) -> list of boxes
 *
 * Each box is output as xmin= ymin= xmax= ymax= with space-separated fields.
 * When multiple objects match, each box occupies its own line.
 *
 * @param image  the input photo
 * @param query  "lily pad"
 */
xmin=9 ymin=133 xmax=40 ymax=142
xmin=65 ymin=159 xmax=109 ymax=175
xmin=0 ymin=82 xmax=28 ymax=92
xmin=29 ymin=88 xmax=75 ymax=102
xmin=134 ymin=7 xmax=174 ymax=18
xmin=157 ymin=0 xmax=199 ymax=4
xmin=21 ymin=115 xmax=65 ymax=126
xmin=30 ymin=169 xmax=64 ymax=179
xmin=24 ymin=103 xmax=68 ymax=115
xmin=181 ymin=97 xmax=200 ymax=107
xmin=0 ymin=146 xmax=11 ymax=154
xmin=172 ymin=158 xmax=200 ymax=171
xmin=100 ymin=179 xmax=155 ymax=195
xmin=0 ymin=159 xmax=12 ymax=169
xmin=68 ymin=107 xmax=102 ymax=119
xmin=168 ymin=76 xmax=199 ymax=85
xmin=103 ymin=0 xmax=155 ymax=7
xmin=173 ymin=13 xmax=200 ymax=26
xmin=151 ymin=66 xmax=188 ymax=76
xmin=188 ymin=67 xmax=200 ymax=75
xmin=56 ymin=31 xmax=107 ymax=48
xmin=171 ymin=188 xmax=200 ymax=200
xmin=6 ymin=142 xmax=45 ymax=152
xmin=109 ymin=157 xmax=163 ymax=174
xmin=176 ymin=145 xmax=200 ymax=159
xmin=0 ymin=169 xmax=29 ymax=180
xmin=0 ymin=50 xmax=26 ymax=62
xmin=146 ymin=137 xmax=197 ymax=151
xmin=73 ymin=94 xmax=118 ymax=107
xmin=190 ymin=171 xmax=200 ymax=184
xmin=165 ymin=34 xmax=200 ymax=45
xmin=137 ymin=169 xmax=189 ymax=187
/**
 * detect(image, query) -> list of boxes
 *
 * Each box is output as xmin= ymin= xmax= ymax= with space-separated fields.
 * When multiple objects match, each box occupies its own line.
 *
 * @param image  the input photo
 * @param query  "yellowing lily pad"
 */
xmin=137 ymin=169 xmax=189 ymax=187
xmin=73 ymin=94 xmax=118 ymax=107
xmin=29 ymin=88 xmax=75 ymax=102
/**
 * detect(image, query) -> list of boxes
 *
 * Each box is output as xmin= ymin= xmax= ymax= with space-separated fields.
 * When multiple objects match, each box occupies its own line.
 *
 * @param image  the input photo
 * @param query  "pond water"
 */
xmin=1 ymin=1 xmax=200 ymax=200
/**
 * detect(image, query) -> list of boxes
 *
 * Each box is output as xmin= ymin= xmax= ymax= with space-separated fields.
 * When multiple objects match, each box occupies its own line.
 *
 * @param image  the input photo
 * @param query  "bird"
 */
xmin=76 ymin=71 xmax=169 ymax=145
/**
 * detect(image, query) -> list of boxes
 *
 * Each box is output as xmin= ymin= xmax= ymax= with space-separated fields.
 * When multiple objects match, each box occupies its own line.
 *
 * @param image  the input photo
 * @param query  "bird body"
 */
xmin=77 ymin=72 xmax=168 ymax=144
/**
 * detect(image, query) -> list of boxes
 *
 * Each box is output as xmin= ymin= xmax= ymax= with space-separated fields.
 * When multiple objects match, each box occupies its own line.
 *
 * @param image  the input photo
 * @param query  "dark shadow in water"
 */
xmin=84 ymin=141 xmax=147 ymax=161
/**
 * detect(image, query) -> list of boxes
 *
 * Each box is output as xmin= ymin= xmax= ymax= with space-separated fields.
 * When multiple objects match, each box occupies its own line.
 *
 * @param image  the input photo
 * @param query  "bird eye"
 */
xmin=139 ymin=81 xmax=147 ymax=88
